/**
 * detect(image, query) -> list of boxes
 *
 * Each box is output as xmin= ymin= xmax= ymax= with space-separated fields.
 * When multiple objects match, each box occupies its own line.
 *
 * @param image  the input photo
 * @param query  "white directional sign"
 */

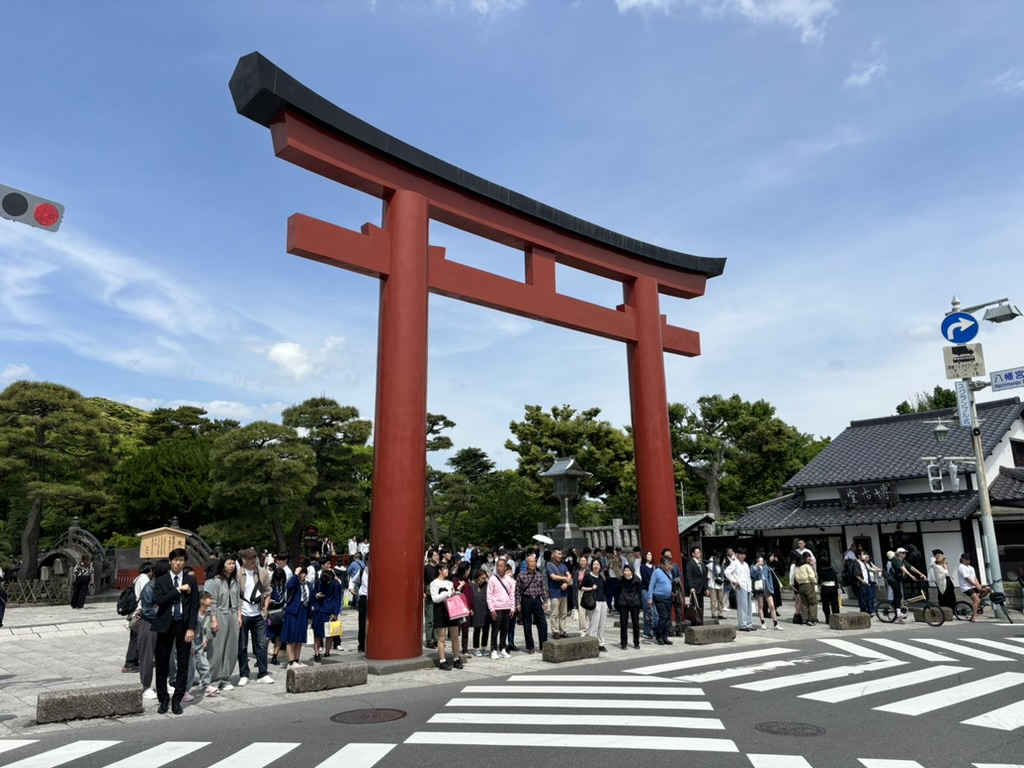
xmin=991 ymin=366 xmax=1024 ymax=392
xmin=954 ymin=380 xmax=973 ymax=427
xmin=943 ymin=343 xmax=986 ymax=380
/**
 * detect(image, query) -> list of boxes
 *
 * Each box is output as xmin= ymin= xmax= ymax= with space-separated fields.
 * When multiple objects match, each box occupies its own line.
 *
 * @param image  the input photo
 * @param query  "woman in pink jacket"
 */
xmin=486 ymin=559 xmax=516 ymax=660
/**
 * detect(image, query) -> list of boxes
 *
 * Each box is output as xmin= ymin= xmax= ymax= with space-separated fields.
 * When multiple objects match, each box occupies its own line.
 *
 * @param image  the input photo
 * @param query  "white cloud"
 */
xmin=988 ymin=67 xmax=1024 ymax=95
xmin=616 ymin=0 xmax=838 ymax=45
xmin=0 ymin=363 xmax=33 ymax=385
xmin=123 ymin=396 xmax=290 ymax=423
xmin=267 ymin=336 xmax=349 ymax=381
xmin=845 ymin=41 xmax=888 ymax=88
xmin=434 ymin=0 xmax=526 ymax=15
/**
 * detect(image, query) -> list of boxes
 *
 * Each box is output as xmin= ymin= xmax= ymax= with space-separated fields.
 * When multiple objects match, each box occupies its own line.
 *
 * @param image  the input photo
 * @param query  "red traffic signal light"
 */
xmin=1 ymin=183 xmax=65 ymax=232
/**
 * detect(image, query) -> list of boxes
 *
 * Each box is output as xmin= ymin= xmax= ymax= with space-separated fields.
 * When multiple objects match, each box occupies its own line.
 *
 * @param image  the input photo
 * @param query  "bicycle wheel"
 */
xmin=922 ymin=604 xmax=944 ymax=627
xmin=876 ymin=600 xmax=897 ymax=623
xmin=953 ymin=601 xmax=973 ymax=621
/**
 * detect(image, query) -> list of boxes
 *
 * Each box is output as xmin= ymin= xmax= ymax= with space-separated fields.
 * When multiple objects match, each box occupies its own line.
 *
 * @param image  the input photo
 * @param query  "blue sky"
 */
xmin=2 ymin=0 xmax=1023 ymax=469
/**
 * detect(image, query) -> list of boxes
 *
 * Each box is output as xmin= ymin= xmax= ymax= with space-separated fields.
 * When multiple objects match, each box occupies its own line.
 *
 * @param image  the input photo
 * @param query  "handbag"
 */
xmin=267 ymin=608 xmax=284 ymax=630
xmin=683 ymin=591 xmax=703 ymax=626
xmin=753 ymin=579 xmax=764 ymax=593
xmin=580 ymin=589 xmax=597 ymax=611
xmin=324 ymin=618 xmax=343 ymax=637
xmin=445 ymin=593 xmax=470 ymax=620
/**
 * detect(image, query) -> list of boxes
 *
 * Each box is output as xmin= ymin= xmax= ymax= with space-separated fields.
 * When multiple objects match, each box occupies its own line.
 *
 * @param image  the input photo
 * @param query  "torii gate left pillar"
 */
xmin=230 ymin=52 xmax=726 ymax=661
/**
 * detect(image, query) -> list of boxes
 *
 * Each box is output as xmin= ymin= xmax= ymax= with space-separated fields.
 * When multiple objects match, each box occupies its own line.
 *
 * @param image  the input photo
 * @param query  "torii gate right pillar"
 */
xmin=626 ymin=275 xmax=680 ymax=560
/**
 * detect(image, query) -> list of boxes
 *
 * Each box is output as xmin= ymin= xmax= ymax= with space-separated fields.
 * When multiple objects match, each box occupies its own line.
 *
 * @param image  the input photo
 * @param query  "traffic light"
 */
xmin=0 ymin=183 xmax=64 ymax=232
xmin=927 ymin=463 xmax=943 ymax=493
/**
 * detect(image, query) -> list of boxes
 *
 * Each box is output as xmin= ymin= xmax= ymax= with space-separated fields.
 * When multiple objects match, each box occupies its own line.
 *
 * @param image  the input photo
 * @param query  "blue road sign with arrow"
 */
xmin=941 ymin=312 xmax=978 ymax=343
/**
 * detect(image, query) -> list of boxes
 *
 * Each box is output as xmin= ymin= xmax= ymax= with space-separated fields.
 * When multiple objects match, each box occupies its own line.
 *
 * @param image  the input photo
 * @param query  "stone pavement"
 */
xmin=0 ymin=598 xmax=927 ymax=738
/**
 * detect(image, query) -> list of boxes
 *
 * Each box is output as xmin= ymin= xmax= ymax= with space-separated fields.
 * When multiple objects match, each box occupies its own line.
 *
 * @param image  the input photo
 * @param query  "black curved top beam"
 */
xmin=229 ymin=52 xmax=725 ymax=279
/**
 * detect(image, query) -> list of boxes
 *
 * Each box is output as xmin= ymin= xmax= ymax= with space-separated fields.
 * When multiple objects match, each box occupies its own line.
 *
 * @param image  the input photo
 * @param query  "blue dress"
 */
xmin=280 ymin=575 xmax=311 ymax=644
xmin=311 ymin=578 xmax=342 ymax=639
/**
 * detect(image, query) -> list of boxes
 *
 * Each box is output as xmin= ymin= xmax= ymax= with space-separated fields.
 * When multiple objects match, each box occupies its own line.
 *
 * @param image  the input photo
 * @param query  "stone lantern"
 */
xmin=540 ymin=457 xmax=591 ymax=553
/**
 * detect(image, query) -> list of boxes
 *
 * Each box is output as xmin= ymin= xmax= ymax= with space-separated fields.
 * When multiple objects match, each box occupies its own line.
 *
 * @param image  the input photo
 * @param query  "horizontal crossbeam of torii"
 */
xmin=230 ymin=52 xmax=726 ymax=661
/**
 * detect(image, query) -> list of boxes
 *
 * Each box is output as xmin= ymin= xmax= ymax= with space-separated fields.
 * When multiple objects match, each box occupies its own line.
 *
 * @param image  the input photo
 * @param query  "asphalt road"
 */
xmin=2 ymin=618 xmax=1022 ymax=768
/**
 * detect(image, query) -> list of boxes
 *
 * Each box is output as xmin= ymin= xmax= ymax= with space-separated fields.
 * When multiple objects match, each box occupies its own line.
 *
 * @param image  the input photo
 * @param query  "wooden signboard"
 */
xmin=138 ymin=527 xmax=188 ymax=559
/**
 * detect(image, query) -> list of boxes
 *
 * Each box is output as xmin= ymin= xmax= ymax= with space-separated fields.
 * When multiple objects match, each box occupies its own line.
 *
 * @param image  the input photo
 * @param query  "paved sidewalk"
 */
xmin=0 ymin=599 xmax=923 ymax=738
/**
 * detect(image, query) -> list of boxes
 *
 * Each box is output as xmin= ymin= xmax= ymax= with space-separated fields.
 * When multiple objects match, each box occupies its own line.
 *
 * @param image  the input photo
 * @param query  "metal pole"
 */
xmin=966 ymin=379 xmax=1008 ymax=620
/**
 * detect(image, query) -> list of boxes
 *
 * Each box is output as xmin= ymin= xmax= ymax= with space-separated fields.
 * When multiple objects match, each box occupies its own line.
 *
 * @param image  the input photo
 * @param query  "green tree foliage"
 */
xmin=431 ymin=447 xmax=496 ymax=551
xmin=505 ymin=405 xmax=634 ymax=522
xmin=896 ymin=385 xmax=958 ymax=415
xmin=116 ymin=438 xmax=215 ymax=533
xmin=208 ymin=421 xmax=317 ymax=553
xmin=669 ymin=394 xmax=826 ymax=521
xmin=282 ymin=397 xmax=373 ymax=541
xmin=462 ymin=470 xmax=555 ymax=548
xmin=0 ymin=381 xmax=116 ymax=578
xmin=425 ymin=413 xmax=456 ymax=546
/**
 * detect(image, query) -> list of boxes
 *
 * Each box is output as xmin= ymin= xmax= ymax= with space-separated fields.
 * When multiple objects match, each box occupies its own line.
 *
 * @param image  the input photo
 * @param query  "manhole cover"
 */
xmin=331 ymin=708 xmax=407 ymax=724
xmin=755 ymin=721 xmax=826 ymax=737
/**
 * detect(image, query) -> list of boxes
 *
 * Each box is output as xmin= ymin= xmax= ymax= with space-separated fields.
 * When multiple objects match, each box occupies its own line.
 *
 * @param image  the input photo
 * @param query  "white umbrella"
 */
xmin=532 ymin=534 xmax=554 ymax=545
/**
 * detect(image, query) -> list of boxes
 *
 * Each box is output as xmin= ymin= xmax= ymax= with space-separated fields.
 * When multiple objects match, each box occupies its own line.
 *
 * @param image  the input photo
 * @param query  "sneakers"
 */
xmin=257 ymin=675 xmax=275 ymax=684
xmin=181 ymin=693 xmax=194 ymax=703
xmin=473 ymin=649 xmax=484 ymax=657
xmin=774 ymin=623 xmax=784 ymax=631
xmin=121 ymin=665 xmax=138 ymax=673
xmin=288 ymin=661 xmax=302 ymax=669
xmin=237 ymin=676 xmax=250 ymax=687
xmin=220 ymin=682 xmax=235 ymax=691
xmin=452 ymin=659 xmax=464 ymax=670
xmin=204 ymin=686 xmax=219 ymax=696
xmin=761 ymin=622 xmax=766 ymax=629
xmin=142 ymin=688 xmax=157 ymax=700
xmin=490 ymin=650 xmax=500 ymax=660
xmin=500 ymin=649 xmax=511 ymax=659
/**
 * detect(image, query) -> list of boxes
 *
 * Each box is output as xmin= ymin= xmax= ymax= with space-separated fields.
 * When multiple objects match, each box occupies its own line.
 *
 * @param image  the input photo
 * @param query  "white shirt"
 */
xmin=725 ymin=558 xmax=752 ymax=591
xmin=240 ymin=568 xmax=261 ymax=618
xmin=348 ymin=538 xmax=358 ymax=556
xmin=358 ymin=541 xmax=369 ymax=556
xmin=956 ymin=563 xmax=978 ymax=593
xmin=133 ymin=573 xmax=150 ymax=600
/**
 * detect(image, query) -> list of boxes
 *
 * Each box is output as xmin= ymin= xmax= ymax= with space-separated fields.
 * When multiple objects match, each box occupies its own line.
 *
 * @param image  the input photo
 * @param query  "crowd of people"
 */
xmin=119 ymin=546 xmax=368 ymax=713
xmin=108 ymin=535 xmax=998 ymax=709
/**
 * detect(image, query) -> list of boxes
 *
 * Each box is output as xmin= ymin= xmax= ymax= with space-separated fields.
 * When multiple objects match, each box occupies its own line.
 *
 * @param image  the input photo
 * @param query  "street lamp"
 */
xmin=540 ymin=457 xmax=591 ymax=553
xmin=938 ymin=295 xmax=1022 ymax=619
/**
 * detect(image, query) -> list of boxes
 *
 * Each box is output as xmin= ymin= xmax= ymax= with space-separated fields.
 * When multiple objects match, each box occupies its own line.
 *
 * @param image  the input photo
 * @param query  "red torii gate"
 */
xmin=230 ymin=52 xmax=726 ymax=661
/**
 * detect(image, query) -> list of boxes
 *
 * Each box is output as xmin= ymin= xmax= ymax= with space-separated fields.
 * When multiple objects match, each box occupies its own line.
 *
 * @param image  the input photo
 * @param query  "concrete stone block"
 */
xmin=684 ymin=624 xmax=736 ymax=645
xmin=36 ymin=684 xmax=142 ymax=724
xmin=542 ymin=635 xmax=600 ymax=663
xmin=827 ymin=613 xmax=872 ymax=630
xmin=286 ymin=661 xmax=368 ymax=693
xmin=912 ymin=606 xmax=953 ymax=622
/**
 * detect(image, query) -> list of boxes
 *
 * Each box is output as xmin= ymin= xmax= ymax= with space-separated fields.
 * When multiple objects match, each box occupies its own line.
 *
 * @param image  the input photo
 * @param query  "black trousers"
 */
xmin=491 ymin=609 xmax=510 ymax=651
xmin=155 ymin=619 xmax=191 ymax=704
xmin=521 ymin=595 xmax=548 ymax=651
xmin=618 ymin=605 xmax=640 ymax=647
xmin=70 ymin=576 xmax=90 ymax=608
xmin=356 ymin=595 xmax=368 ymax=651
xmin=125 ymin=625 xmax=139 ymax=666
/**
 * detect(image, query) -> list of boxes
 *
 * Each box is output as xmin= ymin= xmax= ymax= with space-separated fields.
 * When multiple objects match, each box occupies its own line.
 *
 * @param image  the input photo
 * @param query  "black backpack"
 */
xmin=116 ymin=585 xmax=138 ymax=616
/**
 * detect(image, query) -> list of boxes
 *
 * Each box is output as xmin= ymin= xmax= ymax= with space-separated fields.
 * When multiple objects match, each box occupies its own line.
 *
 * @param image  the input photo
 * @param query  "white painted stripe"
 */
xmin=748 ymin=754 xmax=814 ymax=768
xmin=819 ymin=639 xmax=896 ymax=660
xmin=859 ymin=760 xmax=926 ymax=768
xmin=461 ymin=685 xmax=703 ymax=696
xmin=101 ymin=742 xmax=210 ymax=768
xmin=508 ymin=674 xmax=681 ymax=683
xmin=875 ymin=672 xmax=1024 ymax=716
xmin=205 ymin=743 xmax=300 ymax=768
xmin=313 ymin=743 xmax=396 ymax=768
xmin=0 ymin=742 xmax=36 ymax=757
xmin=626 ymin=647 xmax=797 ymax=676
xmin=407 ymin=731 xmax=737 ymax=752
xmin=962 ymin=639 xmax=1024 ymax=656
xmin=429 ymin=712 xmax=725 ymax=730
xmin=912 ymin=638 xmax=1013 ymax=661
xmin=2 ymin=741 xmax=120 ymax=768
xmin=677 ymin=658 xmax=813 ymax=683
xmin=962 ymin=699 xmax=1024 ymax=731
xmin=801 ymin=665 xmax=970 ymax=703
xmin=734 ymin=660 xmax=905 ymax=692
xmin=1004 ymin=638 xmax=1024 ymax=645
xmin=974 ymin=764 xmax=1024 ymax=768
xmin=445 ymin=697 xmax=712 ymax=710
xmin=862 ymin=638 xmax=956 ymax=662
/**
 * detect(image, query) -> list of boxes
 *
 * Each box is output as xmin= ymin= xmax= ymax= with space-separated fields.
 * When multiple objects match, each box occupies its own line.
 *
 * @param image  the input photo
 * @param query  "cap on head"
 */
xmin=896 ymin=548 xmax=907 ymax=554
xmin=239 ymin=547 xmax=258 ymax=560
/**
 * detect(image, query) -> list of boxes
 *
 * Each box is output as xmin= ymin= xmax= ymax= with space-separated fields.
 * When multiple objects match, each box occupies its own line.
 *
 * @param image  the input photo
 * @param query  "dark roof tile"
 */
xmin=733 ymin=492 xmax=978 ymax=531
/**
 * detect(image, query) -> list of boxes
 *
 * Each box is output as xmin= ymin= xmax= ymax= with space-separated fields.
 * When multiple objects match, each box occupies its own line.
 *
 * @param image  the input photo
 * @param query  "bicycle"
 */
xmin=953 ymin=587 xmax=1012 ymax=624
xmin=876 ymin=581 xmax=944 ymax=627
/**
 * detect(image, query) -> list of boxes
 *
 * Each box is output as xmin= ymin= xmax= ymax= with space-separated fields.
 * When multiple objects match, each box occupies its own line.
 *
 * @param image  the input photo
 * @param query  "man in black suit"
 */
xmin=684 ymin=546 xmax=709 ymax=625
xmin=152 ymin=548 xmax=198 ymax=715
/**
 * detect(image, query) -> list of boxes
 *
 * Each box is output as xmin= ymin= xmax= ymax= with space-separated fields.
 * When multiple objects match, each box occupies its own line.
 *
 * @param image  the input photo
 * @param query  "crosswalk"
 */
xmin=625 ymin=634 xmax=1024 ymax=733
xmin=0 ymin=741 xmax=397 ymax=768
xmin=407 ymin=673 xmax=738 ymax=753
xmin=748 ymin=757 xmax=1024 ymax=768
